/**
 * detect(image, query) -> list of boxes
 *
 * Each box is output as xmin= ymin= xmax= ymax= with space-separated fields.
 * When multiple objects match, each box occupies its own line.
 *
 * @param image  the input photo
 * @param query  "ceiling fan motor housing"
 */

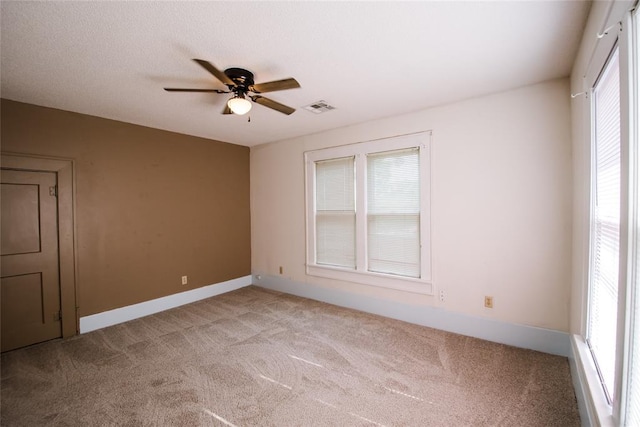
xmin=224 ymin=68 xmax=255 ymax=94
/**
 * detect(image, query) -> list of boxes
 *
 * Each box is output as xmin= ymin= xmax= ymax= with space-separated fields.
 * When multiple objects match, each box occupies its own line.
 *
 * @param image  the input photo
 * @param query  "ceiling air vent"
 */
xmin=303 ymin=100 xmax=336 ymax=114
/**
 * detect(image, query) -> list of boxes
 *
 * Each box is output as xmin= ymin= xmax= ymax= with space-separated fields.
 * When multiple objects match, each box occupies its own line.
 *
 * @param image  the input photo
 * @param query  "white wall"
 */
xmin=251 ymin=78 xmax=572 ymax=332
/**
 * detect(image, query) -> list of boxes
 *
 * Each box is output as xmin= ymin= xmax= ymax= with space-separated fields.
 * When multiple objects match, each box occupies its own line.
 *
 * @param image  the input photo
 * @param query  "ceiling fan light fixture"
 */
xmin=227 ymin=95 xmax=252 ymax=115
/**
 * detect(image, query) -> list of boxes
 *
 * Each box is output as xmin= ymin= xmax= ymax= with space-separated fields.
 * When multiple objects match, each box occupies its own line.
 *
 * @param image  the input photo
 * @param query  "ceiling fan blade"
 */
xmin=251 ymin=95 xmax=295 ymax=115
xmin=193 ymin=59 xmax=236 ymax=87
xmin=251 ymin=78 xmax=300 ymax=93
xmin=164 ymin=88 xmax=228 ymax=93
xmin=222 ymin=104 xmax=232 ymax=115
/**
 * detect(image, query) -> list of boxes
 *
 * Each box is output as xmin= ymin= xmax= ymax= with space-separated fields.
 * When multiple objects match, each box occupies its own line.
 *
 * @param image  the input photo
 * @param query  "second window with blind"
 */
xmin=305 ymin=132 xmax=432 ymax=295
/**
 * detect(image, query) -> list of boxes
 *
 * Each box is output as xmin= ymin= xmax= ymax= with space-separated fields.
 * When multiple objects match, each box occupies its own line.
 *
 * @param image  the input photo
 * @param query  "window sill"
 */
xmin=306 ymin=264 xmax=433 ymax=295
xmin=571 ymin=334 xmax=616 ymax=426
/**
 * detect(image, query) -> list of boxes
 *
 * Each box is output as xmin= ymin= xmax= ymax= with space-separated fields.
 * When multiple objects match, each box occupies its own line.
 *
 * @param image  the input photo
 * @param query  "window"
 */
xmin=315 ymin=156 xmax=356 ymax=269
xmin=576 ymin=2 xmax=639 ymax=424
xmin=305 ymin=132 xmax=432 ymax=294
xmin=367 ymin=148 xmax=420 ymax=278
xmin=587 ymin=45 xmax=621 ymax=403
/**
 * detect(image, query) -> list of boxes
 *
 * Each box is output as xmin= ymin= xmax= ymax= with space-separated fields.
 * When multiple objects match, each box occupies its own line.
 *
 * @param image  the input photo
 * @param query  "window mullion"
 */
xmin=355 ymin=152 xmax=368 ymax=272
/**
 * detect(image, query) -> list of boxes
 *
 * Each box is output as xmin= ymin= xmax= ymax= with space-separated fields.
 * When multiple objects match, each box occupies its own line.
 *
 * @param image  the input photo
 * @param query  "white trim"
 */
xmin=304 ymin=131 xmax=433 ymax=294
xmin=571 ymin=334 xmax=616 ymax=426
xmin=583 ymin=1 xmax=634 ymax=86
xmin=618 ymin=8 xmax=639 ymax=425
xmin=79 ymin=275 xmax=252 ymax=333
xmin=583 ymin=6 xmax=636 ymax=421
xmin=569 ymin=342 xmax=593 ymax=427
xmin=254 ymin=274 xmax=569 ymax=357
xmin=306 ymin=264 xmax=433 ymax=295
xmin=572 ymin=2 xmax=638 ymax=424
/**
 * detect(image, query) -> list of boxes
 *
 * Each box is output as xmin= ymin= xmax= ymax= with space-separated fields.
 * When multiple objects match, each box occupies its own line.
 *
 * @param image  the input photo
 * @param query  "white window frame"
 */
xmin=584 ymin=23 xmax=627 ymax=426
xmin=304 ymin=131 xmax=432 ymax=295
xmin=620 ymin=5 xmax=640 ymax=425
xmin=578 ymin=2 xmax=638 ymax=425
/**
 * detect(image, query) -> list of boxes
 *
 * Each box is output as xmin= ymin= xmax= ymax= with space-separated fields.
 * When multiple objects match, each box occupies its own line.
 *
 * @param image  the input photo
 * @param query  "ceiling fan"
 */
xmin=164 ymin=59 xmax=300 ymax=116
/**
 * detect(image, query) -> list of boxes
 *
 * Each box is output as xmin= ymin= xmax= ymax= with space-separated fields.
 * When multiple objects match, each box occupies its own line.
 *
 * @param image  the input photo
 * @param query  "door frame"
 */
xmin=1 ymin=152 xmax=78 ymax=337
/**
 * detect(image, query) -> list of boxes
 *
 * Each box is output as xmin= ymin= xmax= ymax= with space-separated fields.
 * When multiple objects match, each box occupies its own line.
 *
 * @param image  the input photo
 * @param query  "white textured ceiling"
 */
xmin=1 ymin=1 xmax=590 ymax=147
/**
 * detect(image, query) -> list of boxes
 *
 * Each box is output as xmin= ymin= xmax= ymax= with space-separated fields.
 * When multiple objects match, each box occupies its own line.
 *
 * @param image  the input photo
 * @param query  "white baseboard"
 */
xmin=254 ymin=274 xmax=570 ymax=357
xmin=79 ymin=275 xmax=252 ymax=333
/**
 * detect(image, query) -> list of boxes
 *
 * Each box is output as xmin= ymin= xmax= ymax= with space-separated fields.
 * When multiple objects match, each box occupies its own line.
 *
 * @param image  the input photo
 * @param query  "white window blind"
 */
xmin=588 ymin=46 xmax=621 ymax=403
xmin=367 ymin=148 xmax=420 ymax=277
xmin=315 ymin=156 xmax=356 ymax=268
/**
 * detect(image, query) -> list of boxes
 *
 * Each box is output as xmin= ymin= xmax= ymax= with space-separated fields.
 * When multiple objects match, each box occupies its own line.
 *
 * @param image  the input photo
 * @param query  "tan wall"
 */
xmin=1 ymin=99 xmax=251 ymax=318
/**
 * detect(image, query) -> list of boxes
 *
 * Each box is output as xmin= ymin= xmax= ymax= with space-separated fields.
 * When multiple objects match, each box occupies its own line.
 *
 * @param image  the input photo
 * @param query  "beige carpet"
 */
xmin=1 ymin=286 xmax=579 ymax=426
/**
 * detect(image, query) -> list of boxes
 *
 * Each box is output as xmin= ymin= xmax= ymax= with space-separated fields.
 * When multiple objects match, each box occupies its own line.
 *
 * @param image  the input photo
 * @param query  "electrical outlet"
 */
xmin=181 ymin=275 xmax=188 ymax=285
xmin=484 ymin=296 xmax=493 ymax=308
xmin=439 ymin=290 xmax=445 ymax=302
